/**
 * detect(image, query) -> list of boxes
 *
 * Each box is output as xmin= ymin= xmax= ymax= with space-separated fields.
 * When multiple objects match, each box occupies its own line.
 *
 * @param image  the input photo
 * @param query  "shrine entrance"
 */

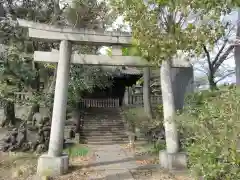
xmin=17 ymin=18 xmax=192 ymax=176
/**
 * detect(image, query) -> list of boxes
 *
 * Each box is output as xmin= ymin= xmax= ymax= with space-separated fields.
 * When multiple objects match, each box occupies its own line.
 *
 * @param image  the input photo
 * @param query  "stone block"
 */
xmin=159 ymin=150 xmax=187 ymax=170
xmin=37 ymin=153 xmax=69 ymax=176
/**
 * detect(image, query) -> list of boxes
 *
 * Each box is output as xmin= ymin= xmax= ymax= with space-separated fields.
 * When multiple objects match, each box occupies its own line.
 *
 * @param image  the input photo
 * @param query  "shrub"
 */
xmin=64 ymin=144 xmax=89 ymax=157
xmin=122 ymin=107 xmax=149 ymax=131
xmin=122 ymin=107 xmax=163 ymax=134
xmin=177 ymin=87 xmax=240 ymax=179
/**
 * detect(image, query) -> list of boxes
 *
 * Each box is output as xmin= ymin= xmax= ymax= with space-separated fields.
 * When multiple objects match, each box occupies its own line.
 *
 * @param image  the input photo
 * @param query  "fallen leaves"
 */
xmin=136 ymin=159 xmax=152 ymax=165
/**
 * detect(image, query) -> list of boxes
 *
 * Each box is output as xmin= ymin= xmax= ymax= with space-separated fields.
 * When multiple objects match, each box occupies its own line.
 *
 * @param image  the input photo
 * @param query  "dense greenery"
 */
xmin=177 ymin=87 xmax=240 ymax=179
xmin=0 ymin=0 xmax=117 ymax=111
xmin=110 ymin=0 xmax=238 ymax=63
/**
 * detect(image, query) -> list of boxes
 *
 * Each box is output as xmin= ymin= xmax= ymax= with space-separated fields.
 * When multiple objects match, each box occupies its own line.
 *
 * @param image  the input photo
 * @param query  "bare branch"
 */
xmin=213 ymin=45 xmax=234 ymax=73
xmin=212 ymin=39 xmax=228 ymax=66
xmin=224 ymin=54 xmax=234 ymax=60
xmin=195 ymin=67 xmax=208 ymax=75
xmin=215 ymin=71 xmax=235 ymax=83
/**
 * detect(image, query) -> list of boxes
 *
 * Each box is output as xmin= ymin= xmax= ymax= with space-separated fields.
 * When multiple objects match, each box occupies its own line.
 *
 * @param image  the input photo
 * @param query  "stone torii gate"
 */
xmin=17 ymin=19 xmax=192 ymax=176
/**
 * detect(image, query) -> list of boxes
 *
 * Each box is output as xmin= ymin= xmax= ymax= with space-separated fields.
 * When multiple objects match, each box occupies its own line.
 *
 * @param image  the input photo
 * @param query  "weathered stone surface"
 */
xmin=37 ymin=153 xmax=69 ymax=176
xmin=17 ymin=19 xmax=132 ymax=45
xmin=159 ymin=150 xmax=187 ymax=170
xmin=47 ymin=40 xmax=72 ymax=157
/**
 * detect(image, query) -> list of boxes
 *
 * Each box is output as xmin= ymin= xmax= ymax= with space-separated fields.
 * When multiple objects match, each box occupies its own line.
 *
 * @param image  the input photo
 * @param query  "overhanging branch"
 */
xmin=212 ymin=39 xmax=228 ymax=66
xmin=213 ymin=45 xmax=234 ymax=73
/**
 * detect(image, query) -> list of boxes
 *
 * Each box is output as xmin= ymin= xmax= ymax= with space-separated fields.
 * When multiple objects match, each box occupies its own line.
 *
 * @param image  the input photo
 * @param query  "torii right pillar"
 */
xmin=159 ymin=62 xmax=194 ymax=170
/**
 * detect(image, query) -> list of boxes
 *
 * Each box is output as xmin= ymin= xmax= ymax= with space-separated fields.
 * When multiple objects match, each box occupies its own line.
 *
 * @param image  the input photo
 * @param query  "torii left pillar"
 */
xmin=37 ymin=40 xmax=72 ymax=176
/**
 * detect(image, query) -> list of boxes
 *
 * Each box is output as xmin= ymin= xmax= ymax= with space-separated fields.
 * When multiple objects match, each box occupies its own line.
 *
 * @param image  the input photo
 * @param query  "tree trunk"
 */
xmin=235 ymin=9 xmax=240 ymax=85
xmin=143 ymin=67 xmax=152 ymax=119
xmin=208 ymin=72 xmax=217 ymax=91
xmin=160 ymin=60 xmax=179 ymax=153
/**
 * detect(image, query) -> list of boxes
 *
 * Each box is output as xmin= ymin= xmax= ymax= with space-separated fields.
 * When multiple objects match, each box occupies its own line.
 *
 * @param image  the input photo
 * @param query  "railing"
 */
xmin=80 ymin=98 xmax=120 ymax=108
xmin=0 ymin=92 xmax=162 ymax=108
xmin=128 ymin=94 xmax=162 ymax=106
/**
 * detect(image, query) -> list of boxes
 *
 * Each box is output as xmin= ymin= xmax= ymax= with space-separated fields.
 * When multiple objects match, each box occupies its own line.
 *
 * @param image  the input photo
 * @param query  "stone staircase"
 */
xmin=82 ymin=107 xmax=129 ymax=145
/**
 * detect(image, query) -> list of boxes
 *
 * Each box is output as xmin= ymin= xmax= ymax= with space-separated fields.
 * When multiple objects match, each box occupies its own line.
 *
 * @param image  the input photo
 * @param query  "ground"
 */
xmin=0 ymin=142 xmax=192 ymax=180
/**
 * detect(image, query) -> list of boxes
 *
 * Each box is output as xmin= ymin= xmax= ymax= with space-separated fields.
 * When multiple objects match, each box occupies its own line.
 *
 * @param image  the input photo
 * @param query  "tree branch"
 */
xmin=202 ymin=44 xmax=213 ymax=72
xmin=213 ymin=45 xmax=234 ymax=73
xmin=212 ymin=39 xmax=228 ymax=66
xmin=215 ymin=71 xmax=235 ymax=83
xmin=194 ymin=67 xmax=208 ymax=75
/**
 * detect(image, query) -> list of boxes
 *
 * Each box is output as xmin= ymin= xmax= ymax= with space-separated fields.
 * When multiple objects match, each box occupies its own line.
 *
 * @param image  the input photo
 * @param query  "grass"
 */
xmin=135 ymin=142 xmax=166 ymax=155
xmin=63 ymin=144 xmax=90 ymax=158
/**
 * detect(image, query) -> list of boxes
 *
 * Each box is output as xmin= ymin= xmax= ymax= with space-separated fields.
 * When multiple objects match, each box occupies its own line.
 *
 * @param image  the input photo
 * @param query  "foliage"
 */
xmin=63 ymin=144 xmax=89 ymax=157
xmin=0 ymin=45 xmax=36 ymax=101
xmin=110 ymin=0 xmax=237 ymax=63
xmin=0 ymin=0 xmax=116 ymax=109
xmin=193 ymin=18 xmax=236 ymax=90
xmin=122 ymin=107 xmax=162 ymax=133
xmin=155 ymin=104 xmax=163 ymax=119
xmin=65 ymin=0 xmax=114 ymax=29
xmin=177 ymin=87 xmax=240 ymax=179
xmin=0 ymin=0 xmax=60 ymax=107
xmin=68 ymin=64 xmax=113 ymax=107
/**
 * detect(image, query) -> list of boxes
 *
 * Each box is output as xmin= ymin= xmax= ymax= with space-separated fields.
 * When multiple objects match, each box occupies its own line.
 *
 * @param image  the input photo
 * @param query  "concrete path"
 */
xmin=86 ymin=144 xmax=138 ymax=180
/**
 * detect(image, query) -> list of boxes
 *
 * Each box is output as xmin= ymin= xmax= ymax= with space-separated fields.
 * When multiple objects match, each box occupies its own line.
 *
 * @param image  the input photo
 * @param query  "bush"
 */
xmin=122 ymin=107 xmax=163 ymax=136
xmin=177 ymin=87 xmax=240 ymax=179
xmin=122 ymin=107 xmax=149 ymax=132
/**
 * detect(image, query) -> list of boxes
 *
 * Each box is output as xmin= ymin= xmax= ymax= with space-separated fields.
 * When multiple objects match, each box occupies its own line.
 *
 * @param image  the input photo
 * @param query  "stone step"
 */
xmin=84 ymin=121 xmax=124 ymax=124
xmin=85 ymin=134 xmax=128 ymax=138
xmin=83 ymin=127 xmax=125 ymax=131
xmin=85 ymin=137 xmax=129 ymax=142
xmin=83 ymin=130 xmax=126 ymax=133
xmin=83 ymin=123 xmax=125 ymax=126
xmin=86 ymin=140 xmax=129 ymax=145
xmin=83 ymin=126 xmax=126 ymax=131
xmin=86 ymin=138 xmax=129 ymax=142
xmin=84 ymin=134 xmax=128 ymax=139
xmin=83 ymin=130 xmax=127 ymax=134
xmin=84 ymin=121 xmax=124 ymax=123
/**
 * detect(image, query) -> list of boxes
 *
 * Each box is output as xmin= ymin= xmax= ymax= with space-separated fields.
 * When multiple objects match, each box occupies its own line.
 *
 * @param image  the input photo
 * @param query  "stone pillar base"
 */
xmin=159 ymin=150 xmax=187 ymax=170
xmin=37 ymin=153 xmax=69 ymax=176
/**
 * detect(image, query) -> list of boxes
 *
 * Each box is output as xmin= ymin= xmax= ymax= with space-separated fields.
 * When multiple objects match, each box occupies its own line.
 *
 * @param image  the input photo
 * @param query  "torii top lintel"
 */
xmin=17 ymin=19 xmax=132 ymax=46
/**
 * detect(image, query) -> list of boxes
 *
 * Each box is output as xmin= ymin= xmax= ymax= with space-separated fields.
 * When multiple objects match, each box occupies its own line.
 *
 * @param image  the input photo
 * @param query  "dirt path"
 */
xmin=0 ymin=143 xmax=192 ymax=180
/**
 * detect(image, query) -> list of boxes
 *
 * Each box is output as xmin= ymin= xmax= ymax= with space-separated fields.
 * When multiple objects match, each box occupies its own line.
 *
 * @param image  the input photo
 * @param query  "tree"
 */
xmin=194 ymin=19 xmax=236 ymax=90
xmin=0 ymin=0 xmax=116 ymax=113
xmin=110 ymin=0 xmax=237 ymax=154
xmin=0 ymin=0 xmax=61 ymax=125
xmin=195 ymin=61 xmax=235 ymax=90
